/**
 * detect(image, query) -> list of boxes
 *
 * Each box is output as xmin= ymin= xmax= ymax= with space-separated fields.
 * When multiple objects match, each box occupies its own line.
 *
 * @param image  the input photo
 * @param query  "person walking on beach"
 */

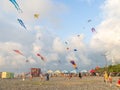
xmin=46 ymin=73 xmax=49 ymax=81
xmin=104 ymin=71 xmax=108 ymax=84
xmin=108 ymin=73 xmax=112 ymax=87
xmin=79 ymin=72 xmax=82 ymax=79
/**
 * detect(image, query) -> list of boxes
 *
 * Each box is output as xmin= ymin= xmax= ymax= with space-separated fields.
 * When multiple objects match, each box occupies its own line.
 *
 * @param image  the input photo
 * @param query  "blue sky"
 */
xmin=54 ymin=0 xmax=105 ymax=42
xmin=0 ymin=0 xmax=120 ymax=73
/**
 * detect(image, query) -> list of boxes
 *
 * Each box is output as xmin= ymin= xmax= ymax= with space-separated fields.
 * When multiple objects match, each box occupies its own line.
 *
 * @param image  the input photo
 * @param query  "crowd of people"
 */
xmin=103 ymin=71 xmax=120 ymax=89
xmin=19 ymin=70 xmax=120 ymax=90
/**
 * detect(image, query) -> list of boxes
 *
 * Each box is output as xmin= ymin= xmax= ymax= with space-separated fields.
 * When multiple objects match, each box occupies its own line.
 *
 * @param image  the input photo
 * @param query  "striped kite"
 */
xmin=9 ymin=0 xmax=22 ymax=13
xmin=17 ymin=19 xmax=27 ymax=29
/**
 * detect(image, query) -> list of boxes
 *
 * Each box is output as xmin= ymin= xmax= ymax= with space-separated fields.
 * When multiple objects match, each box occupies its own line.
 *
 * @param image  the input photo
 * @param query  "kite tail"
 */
xmin=17 ymin=8 xmax=23 ymax=13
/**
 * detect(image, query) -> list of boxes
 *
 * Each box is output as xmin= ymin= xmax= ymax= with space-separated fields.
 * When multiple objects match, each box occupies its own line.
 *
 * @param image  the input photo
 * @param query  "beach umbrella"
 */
xmin=90 ymin=69 xmax=95 ymax=73
xmin=62 ymin=70 xmax=69 ymax=74
xmin=81 ymin=70 xmax=88 ymax=73
xmin=54 ymin=70 xmax=61 ymax=74
xmin=47 ymin=70 xmax=53 ymax=74
xmin=70 ymin=70 xmax=77 ymax=74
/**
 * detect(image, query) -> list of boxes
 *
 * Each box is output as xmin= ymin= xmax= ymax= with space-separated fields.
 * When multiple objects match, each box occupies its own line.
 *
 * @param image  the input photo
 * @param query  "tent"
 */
xmin=1 ymin=72 xmax=14 ymax=79
xmin=81 ymin=70 xmax=88 ymax=73
xmin=54 ymin=70 xmax=61 ymax=74
xmin=70 ymin=70 xmax=77 ymax=74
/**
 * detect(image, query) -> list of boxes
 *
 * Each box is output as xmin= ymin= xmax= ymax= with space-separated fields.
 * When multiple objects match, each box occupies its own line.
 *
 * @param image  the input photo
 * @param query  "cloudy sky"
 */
xmin=0 ymin=0 xmax=120 ymax=73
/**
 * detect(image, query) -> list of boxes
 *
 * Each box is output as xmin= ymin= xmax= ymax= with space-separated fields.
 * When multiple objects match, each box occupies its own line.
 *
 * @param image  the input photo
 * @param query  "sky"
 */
xmin=0 ymin=0 xmax=120 ymax=73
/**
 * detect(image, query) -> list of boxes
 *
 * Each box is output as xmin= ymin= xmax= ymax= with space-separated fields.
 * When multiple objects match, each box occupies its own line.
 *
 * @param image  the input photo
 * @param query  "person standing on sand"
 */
xmin=104 ymin=71 xmax=108 ymax=84
xmin=79 ymin=72 xmax=82 ymax=79
xmin=22 ymin=72 xmax=25 ymax=81
xmin=108 ymin=73 xmax=112 ymax=87
xmin=46 ymin=73 xmax=49 ymax=81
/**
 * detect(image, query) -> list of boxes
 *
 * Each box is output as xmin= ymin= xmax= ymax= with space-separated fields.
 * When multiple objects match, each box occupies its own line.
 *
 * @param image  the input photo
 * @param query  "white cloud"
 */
xmin=90 ymin=0 xmax=120 ymax=65
xmin=52 ymin=37 xmax=65 ymax=53
xmin=0 ymin=42 xmax=27 ymax=71
xmin=1 ymin=0 xmax=120 ymax=72
xmin=77 ymin=0 xmax=95 ymax=5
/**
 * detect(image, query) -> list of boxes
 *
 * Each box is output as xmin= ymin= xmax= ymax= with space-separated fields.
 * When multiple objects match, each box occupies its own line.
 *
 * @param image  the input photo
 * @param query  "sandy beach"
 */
xmin=0 ymin=76 xmax=119 ymax=90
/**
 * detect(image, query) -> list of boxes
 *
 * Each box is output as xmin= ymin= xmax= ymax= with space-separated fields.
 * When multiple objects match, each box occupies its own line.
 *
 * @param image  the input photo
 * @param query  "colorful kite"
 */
xmin=34 ymin=14 xmax=39 ymax=19
xmin=13 ymin=49 xmax=24 ymax=56
xmin=17 ymin=19 xmax=27 ymax=29
xmin=36 ymin=53 xmax=45 ymax=61
xmin=70 ymin=60 xmax=78 ymax=69
xmin=9 ymin=0 xmax=22 ymax=13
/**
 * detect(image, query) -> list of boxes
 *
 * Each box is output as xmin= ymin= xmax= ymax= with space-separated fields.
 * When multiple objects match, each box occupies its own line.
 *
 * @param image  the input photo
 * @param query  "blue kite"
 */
xmin=9 ymin=0 xmax=22 ymax=13
xmin=74 ymin=49 xmax=77 ymax=51
xmin=17 ymin=19 xmax=27 ymax=29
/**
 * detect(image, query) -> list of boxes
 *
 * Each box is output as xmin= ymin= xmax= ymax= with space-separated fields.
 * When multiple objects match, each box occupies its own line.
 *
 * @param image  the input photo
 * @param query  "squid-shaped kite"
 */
xmin=13 ymin=49 xmax=24 ymax=56
xmin=36 ymin=53 xmax=45 ymax=61
xmin=17 ymin=19 xmax=27 ymax=30
xmin=91 ymin=27 xmax=97 ymax=33
xmin=9 ymin=0 xmax=22 ymax=13
xmin=70 ymin=60 xmax=78 ymax=69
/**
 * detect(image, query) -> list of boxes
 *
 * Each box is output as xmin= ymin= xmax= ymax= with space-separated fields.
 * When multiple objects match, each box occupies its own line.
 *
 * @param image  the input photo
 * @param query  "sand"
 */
xmin=0 ymin=76 xmax=119 ymax=90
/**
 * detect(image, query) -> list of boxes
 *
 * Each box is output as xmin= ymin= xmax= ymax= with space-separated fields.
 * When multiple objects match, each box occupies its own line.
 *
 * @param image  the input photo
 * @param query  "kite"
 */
xmin=70 ymin=60 xmax=78 ymax=69
xmin=88 ymin=19 xmax=92 ymax=22
xmin=36 ymin=53 xmax=45 ymax=61
xmin=26 ymin=60 xmax=29 ymax=62
xmin=77 ymin=35 xmax=80 ymax=37
xmin=66 ymin=47 xmax=69 ymax=50
xmin=65 ymin=41 xmax=68 ymax=44
xmin=9 ymin=0 xmax=22 ymax=13
xmin=91 ymin=27 xmax=97 ymax=33
xmin=13 ymin=49 xmax=24 ymax=56
xmin=34 ymin=14 xmax=39 ymax=19
xmin=17 ymin=19 xmax=27 ymax=29
xmin=74 ymin=49 xmax=77 ymax=51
